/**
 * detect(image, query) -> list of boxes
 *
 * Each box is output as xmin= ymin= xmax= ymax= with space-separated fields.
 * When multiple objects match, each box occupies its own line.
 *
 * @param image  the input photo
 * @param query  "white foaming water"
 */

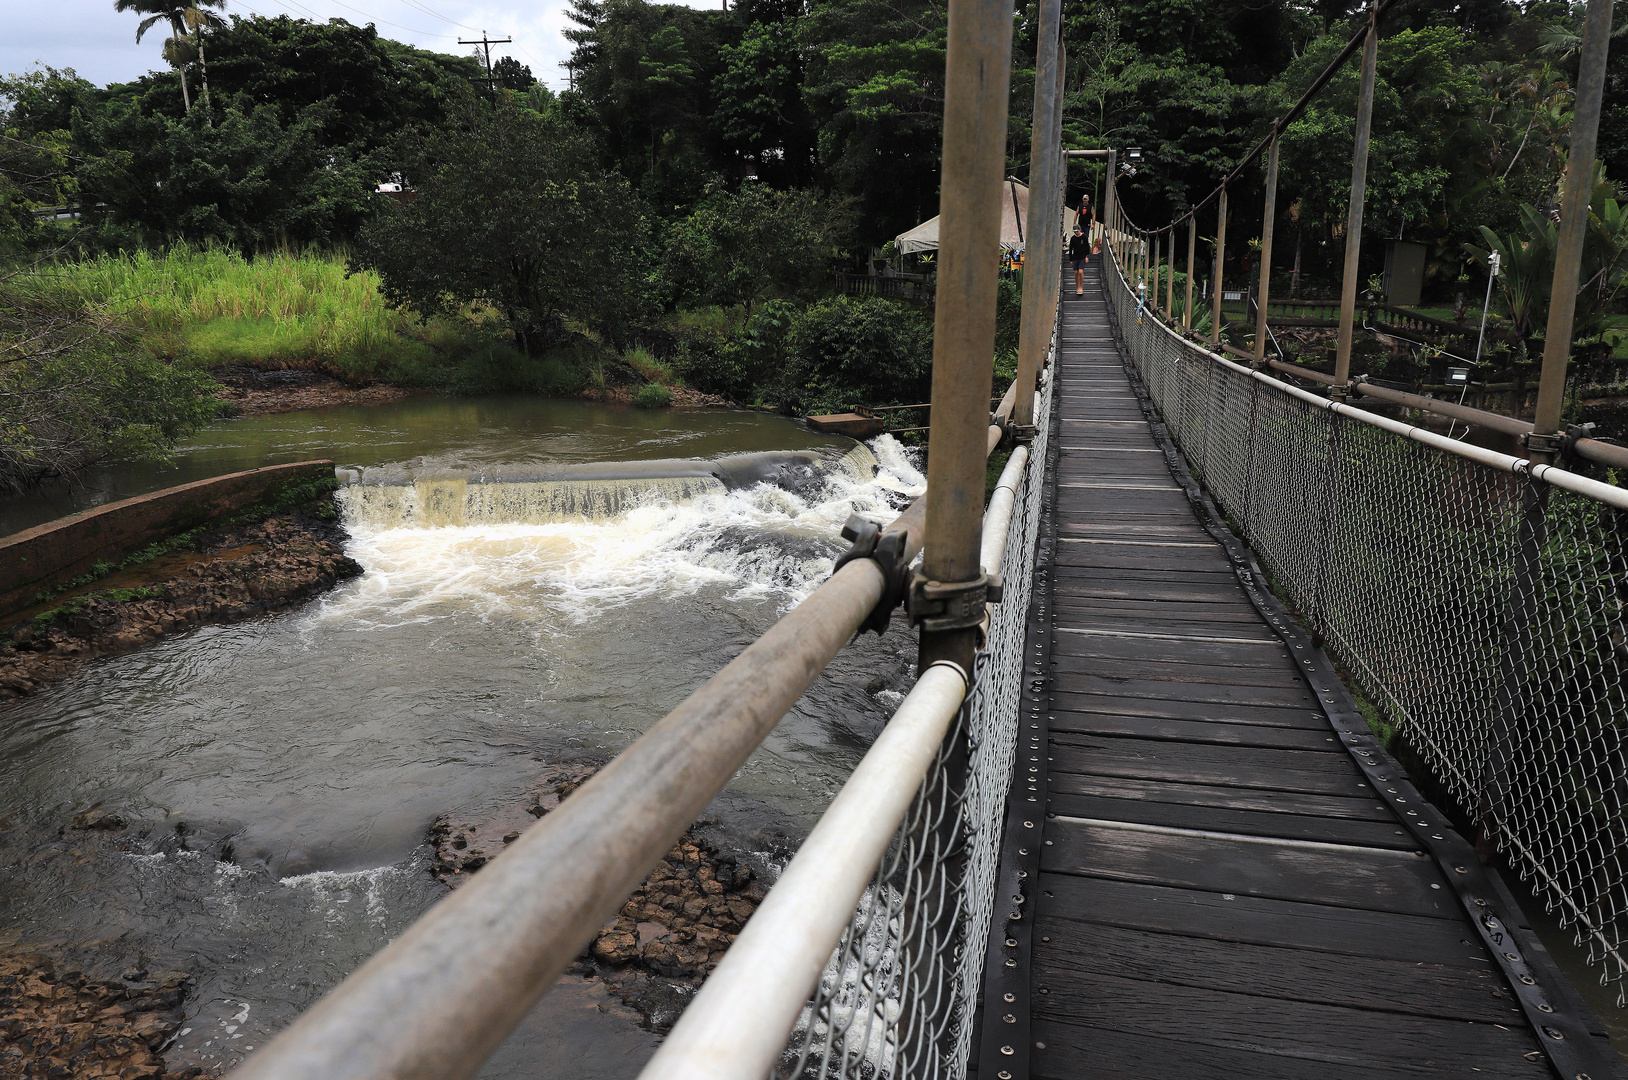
xmin=321 ymin=438 xmax=924 ymax=630
xmin=280 ymin=863 xmax=412 ymax=928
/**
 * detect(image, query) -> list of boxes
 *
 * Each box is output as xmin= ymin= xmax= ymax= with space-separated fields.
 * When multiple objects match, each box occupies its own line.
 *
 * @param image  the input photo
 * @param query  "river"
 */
xmin=0 ymin=395 xmax=925 ymax=1077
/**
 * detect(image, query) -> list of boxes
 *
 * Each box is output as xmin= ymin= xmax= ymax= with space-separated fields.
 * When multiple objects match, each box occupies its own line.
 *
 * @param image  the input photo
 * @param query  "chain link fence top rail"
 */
xmin=778 ymin=344 xmax=1056 ymax=1080
xmin=1104 ymin=250 xmax=1628 ymax=1001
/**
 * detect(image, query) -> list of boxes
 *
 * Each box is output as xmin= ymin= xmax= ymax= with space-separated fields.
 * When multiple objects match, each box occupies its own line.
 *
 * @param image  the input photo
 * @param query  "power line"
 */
xmin=395 ymin=0 xmax=481 ymax=31
xmin=459 ymin=31 xmax=513 ymax=91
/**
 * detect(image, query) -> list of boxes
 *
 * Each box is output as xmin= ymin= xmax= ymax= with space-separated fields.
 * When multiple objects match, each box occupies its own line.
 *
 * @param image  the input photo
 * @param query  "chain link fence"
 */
xmin=1105 ymin=256 xmax=1628 ymax=1001
xmin=779 ymin=349 xmax=1055 ymax=1079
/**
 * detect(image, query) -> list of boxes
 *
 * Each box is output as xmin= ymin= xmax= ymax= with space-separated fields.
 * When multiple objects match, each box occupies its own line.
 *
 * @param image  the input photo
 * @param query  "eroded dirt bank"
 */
xmin=0 ymin=509 xmax=360 ymax=697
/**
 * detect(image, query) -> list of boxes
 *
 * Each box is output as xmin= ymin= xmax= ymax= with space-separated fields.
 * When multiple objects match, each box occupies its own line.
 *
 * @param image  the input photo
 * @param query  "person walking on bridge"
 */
xmin=1068 ymin=225 xmax=1090 ymax=296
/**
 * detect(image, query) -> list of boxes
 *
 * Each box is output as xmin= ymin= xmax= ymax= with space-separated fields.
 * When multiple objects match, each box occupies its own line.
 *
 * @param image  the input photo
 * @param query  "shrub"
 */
xmin=632 ymin=383 xmax=673 ymax=408
xmin=777 ymin=295 xmax=934 ymax=414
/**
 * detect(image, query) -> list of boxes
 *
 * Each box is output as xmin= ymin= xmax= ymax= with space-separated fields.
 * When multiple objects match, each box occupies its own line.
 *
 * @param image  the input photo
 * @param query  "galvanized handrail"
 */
xmin=1110 ymin=254 xmax=1628 ymax=511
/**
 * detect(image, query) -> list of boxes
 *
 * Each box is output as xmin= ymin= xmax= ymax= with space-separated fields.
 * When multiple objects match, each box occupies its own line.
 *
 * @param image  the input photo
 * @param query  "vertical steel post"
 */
xmin=1104 ymin=150 xmax=1117 ymax=267
xmin=1333 ymin=1 xmax=1379 ymax=390
xmin=918 ymin=0 xmax=1016 ymax=673
xmin=1156 ymin=231 xmax=1166 ymax=316
xmin=1253 ymin=135 xmax=1281 ymax=363
xmin=1480 ymin=0 xmax=1614 ymax=862
xmin=1210 ymin=189 xmax=1228 ymax=346
xmin=1165 ymin=228 xmax=1175 ymax=317
xmin=1184 ymin=217 xmax=1196 ymax=331
xmin=1048 ymin=48 xmax=1065 ymax=330
xmin=1014 ymin=0 xmax=1063 ymax=429
xmin=1531 ymin=0 xmax=1614 ymax=450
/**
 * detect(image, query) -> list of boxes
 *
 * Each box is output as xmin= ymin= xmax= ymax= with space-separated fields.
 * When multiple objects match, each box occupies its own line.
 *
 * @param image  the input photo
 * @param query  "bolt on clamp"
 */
xmin=832 ymin=513 xmax=911 ymax=636
xmin=907 ymin=572 xmax=1004 ymax=633
xmin=1522 ymin=431 xmax=1564 ymax=456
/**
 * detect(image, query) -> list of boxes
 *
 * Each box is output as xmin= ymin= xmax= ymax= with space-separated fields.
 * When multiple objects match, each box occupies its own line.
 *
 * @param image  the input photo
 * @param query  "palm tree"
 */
xmin=113 ymin=0 xmax=227 ymax=114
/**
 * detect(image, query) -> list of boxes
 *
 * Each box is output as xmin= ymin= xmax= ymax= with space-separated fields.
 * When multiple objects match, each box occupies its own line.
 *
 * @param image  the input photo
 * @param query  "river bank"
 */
xmin=0 ymin=507 xmax=359 ymax=697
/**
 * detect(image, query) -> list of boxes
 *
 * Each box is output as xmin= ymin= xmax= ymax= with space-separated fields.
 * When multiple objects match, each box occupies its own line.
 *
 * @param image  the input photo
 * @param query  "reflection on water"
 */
xmin=0 ymin=395 xmax=925 ymax=1077
xmin=0 ymin=394 xmax=855 ymax=536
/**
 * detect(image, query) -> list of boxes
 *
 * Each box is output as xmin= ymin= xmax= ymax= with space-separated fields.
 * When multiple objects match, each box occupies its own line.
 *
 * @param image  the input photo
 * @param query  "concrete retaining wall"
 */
xmin=1 ymin=460 xmax=336 ymax=618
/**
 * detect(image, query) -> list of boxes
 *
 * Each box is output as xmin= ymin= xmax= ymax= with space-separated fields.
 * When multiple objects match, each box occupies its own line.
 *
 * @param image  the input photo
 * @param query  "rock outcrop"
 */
xmin=427 ymin=763 xmax=773 ymax=1031
xmin=0 ymin=953 xmax=208 ymax=1080
xmin=0 ymin=510 xmax=360 ymax=697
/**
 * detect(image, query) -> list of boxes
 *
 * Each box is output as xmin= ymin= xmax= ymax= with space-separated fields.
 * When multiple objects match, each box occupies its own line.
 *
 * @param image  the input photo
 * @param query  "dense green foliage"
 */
xmin=350 ymin=95 xmax=643 ymax=355
xmin=1 ymin=0 xmax=1626 ymax=489
xmin=0 ymin=266 xmax=222 ymax=493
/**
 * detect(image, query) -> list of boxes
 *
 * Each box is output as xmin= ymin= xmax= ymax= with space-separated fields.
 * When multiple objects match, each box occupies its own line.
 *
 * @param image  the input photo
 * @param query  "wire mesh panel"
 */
xmin=1103 ymin=251 xmax=1628 ymax=1001
xmin=780 ymin=347 xmax=1056 ymax=1080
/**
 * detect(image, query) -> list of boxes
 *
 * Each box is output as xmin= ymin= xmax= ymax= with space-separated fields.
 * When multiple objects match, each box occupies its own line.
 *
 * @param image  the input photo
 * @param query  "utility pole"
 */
xmin=460 ymin=32 xmax=514 ymax=93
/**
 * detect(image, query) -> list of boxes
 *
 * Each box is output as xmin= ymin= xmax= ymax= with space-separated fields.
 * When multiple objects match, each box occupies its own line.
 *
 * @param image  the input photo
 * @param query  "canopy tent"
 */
xmin=893 ymin=179 xmax=1075 ymax=255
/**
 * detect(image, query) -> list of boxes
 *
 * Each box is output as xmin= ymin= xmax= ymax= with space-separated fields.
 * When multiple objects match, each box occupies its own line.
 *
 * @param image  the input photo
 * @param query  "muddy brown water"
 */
xmin=0 ymin=395 xmax=926 ymax=1076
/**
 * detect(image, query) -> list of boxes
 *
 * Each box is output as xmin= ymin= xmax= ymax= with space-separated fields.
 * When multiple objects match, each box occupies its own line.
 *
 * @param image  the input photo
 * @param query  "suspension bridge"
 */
xmin=217 ymin=0 xmax=1628 ymax=1074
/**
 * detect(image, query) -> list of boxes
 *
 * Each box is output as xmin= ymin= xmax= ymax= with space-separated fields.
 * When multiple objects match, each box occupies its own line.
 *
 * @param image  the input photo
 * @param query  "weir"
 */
xmin=336 ymin=445 xmax=882 ymax=528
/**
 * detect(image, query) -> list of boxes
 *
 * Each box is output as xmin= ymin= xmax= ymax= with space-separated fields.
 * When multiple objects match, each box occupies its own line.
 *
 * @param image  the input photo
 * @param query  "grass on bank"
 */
xmin=36 ymin=245 xmax=595 ymax=394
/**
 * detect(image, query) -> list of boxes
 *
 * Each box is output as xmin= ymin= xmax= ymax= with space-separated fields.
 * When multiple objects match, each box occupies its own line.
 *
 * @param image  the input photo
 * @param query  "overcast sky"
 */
xmin=3 ymin=0 xmax=720 ymax=94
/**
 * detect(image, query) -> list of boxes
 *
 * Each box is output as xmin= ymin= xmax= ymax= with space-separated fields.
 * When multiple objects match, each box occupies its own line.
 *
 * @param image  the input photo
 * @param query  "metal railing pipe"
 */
xmin=980 ymin=444 xmax=1031 ymax=574
xmin=636 ymin=661 xmax=970 ymax=1080
xmin=230 ymin=528 xmax=921 ymax=1080
xmin=1262 ymin=362 xmax=1628 ymax=467
xmin=1121 ymin=274 xmax=1628 ymax=508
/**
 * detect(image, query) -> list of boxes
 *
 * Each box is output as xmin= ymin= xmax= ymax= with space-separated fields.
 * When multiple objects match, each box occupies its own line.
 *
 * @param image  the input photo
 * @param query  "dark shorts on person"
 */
xmin=1071 ymin=256 xmax=1088 ymax=271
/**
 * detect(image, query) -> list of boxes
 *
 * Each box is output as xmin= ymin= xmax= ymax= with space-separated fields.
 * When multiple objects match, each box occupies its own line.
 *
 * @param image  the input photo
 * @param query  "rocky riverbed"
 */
xmin=429 ymin=762 xmax=793 ymax=1033
xmin=0 ymin=509 xmax=360 ymax=697
xmin=0 ymin=950 xmax=208 ymax=1080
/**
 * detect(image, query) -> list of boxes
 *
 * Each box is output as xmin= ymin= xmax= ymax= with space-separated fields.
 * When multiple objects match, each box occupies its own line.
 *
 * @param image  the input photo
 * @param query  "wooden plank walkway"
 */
xmin=1002 ymin=264 xmax=1618 ymax=1079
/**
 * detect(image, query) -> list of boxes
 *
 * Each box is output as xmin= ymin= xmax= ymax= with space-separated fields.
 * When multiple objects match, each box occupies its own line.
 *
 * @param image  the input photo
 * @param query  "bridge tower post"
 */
xmin=1253 ymin=135 xmax=1281 ymax=362
xmin=1184 ymin=217 xmax=1196 ymax=330
xmin=1210 ymin=189 xmax=1229 ymax=346
xmin=1530 ymin=0 xmax=1615 ymax=451
xmin=916 ymin=0 xmax=1016 ymax=676
xmin=1480 ymin=0 xmax=1615 ymax=862
xmin=1014 ymin=0 xmax=1064 ymax=431
xmin=1165 ymin=229 xmax=1176 ymax=316
xmin=1332 ymin=0 xmax=1379 ymax=391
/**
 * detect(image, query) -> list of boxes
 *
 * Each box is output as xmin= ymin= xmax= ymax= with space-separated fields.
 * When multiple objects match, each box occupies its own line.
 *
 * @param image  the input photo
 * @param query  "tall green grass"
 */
xmin=41 ymin=245 xmax=447 ymax=383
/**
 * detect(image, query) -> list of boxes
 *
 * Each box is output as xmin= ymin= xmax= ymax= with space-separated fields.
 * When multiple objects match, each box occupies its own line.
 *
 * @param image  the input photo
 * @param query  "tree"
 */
xmin=0 ymin=266 xmax=220 ymax=493
xmin=351 ymin=95 xmax=645 ymax=354
xmin=112 ymin=0 xmax=228 ymax=113
xmin=492 ymin=56 xmax=535 ymax=92
xmin=661 ymin=181 xmax=847 ymax=316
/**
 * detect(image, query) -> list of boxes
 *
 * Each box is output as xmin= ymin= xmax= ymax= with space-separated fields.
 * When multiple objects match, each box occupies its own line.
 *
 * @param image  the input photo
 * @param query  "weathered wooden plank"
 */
xmin=1047 ymin=791 xmax=1414 ymax=848
xmin=1051 ymin=596 xmax=1266 ymax=623
xmin=1029 ymin=973 xmax=1545 ymax=1077
xmin=1049 ymin=712 xmax=1342 ymax=749
xmin=1033 ymin=921 xmax=1523 ymax=1023
xmin=1052 ymin=672 xmax=1317 ymax=708
xmin=1053 ymin=548 xmax=1234 ymax=573
xmin=1036 ymin=874 xmax=1489 ymax=963
xmin=1049 ymin=693 xmax=1326 ymax=732
xmin=1050 ymin=652 xmax=1305 ymax=687
xmin=1042 ymin=817 xmax=1458 ymax=918
xmin=1047 ymin=772 xmax=1394 ymax=820
xmin=1046 ymin=633 xmax=1294 ymax=668
xmin=1030 ymin=1016 xmax=1544 ymax=1080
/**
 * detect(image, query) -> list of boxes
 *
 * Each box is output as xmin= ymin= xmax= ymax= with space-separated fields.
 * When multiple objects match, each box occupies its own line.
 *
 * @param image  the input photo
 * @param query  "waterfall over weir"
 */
xmin=337 ymin=445 xmax=882 ymax=528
